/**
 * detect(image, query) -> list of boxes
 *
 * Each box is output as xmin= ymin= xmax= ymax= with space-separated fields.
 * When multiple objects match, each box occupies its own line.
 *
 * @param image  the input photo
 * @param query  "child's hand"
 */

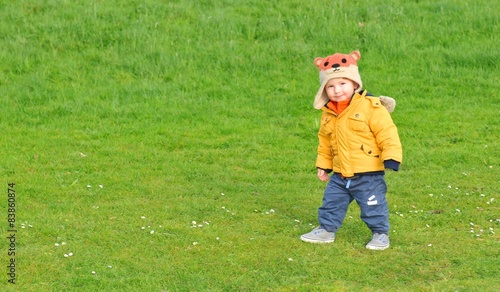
xmin=317 ymin=169 xmax=329 ymax=181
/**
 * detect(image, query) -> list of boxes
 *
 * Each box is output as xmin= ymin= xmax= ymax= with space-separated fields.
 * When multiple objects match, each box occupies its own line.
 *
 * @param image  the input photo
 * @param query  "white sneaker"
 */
xmin=366 ymin=233 xmax=390 ymax=250
xmin=300 ymin=227 xmax=335 ymax=243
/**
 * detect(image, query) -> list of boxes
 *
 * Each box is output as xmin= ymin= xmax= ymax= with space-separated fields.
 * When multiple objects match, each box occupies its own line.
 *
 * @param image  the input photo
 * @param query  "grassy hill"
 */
xmin=1 ymin=0 xmax=498 ymax=290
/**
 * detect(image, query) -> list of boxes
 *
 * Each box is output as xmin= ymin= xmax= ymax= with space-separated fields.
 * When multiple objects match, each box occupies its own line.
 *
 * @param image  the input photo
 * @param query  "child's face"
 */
xmin=324 ymin=78 xmax=357 ymax=102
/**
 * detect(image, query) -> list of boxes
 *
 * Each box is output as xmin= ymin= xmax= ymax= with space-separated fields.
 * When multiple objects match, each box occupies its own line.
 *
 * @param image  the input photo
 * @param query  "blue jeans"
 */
xmin=318 ymin=173 xmax=390 ymax=234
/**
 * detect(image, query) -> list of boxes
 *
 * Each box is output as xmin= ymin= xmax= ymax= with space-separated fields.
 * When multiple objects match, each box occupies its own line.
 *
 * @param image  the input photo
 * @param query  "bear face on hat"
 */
xmin=315 ymin=50 xmax=361 ymax=71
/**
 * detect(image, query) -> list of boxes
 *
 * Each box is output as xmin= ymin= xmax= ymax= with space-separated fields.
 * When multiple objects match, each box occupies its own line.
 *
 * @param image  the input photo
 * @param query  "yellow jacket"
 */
xmin=316 ymin=91 xmax=403 ymax=177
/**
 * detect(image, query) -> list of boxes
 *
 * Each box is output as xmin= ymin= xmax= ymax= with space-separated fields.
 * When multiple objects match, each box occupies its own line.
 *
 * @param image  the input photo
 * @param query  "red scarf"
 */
xmin=327 ymin=98 xmax=351 ymax=114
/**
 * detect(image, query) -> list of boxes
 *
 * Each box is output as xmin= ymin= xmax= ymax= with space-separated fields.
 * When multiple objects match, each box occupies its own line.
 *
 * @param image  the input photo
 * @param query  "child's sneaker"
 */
xmin=365 ymin=233 xmax=390 ymax=250
xmin=300 ymin=227 xmax=335 ymax=243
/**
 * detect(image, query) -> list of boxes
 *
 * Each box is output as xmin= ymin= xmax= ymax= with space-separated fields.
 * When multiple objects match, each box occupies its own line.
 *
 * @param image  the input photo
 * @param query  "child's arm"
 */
xmin=315 ymin=113 xmax=334 ymax=177
xmin=370 ymin=106 xmax=403 ymax=167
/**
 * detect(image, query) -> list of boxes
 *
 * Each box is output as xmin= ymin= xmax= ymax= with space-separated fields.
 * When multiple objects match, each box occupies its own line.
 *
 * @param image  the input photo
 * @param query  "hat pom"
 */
xmin=379 ymin=96 xmax=396 ymax=113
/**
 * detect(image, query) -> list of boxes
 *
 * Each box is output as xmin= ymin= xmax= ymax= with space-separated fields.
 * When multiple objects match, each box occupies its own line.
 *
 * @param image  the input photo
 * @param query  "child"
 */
xmin=300 ymin=50 xmax=402 ymax=250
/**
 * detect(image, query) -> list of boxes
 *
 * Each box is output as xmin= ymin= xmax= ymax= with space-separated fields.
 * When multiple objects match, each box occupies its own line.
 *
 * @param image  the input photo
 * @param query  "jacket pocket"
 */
xmin=349 ymin=113 xmax=369 ymax=132
xmin=321 ymin=116 xmax=334 ymax=135
xmin=361 ymin=144 xmax=380 ymax=157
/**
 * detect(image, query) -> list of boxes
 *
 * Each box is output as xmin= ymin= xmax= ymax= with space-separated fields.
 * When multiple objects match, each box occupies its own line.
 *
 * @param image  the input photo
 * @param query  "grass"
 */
xmin=1 ymin=0 xmax=499 ymax=291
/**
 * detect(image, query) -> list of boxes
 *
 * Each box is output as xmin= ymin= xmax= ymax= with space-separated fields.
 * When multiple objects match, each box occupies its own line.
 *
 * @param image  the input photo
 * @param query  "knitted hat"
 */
xmin=313 ymin=50 xmax=363 ymax=109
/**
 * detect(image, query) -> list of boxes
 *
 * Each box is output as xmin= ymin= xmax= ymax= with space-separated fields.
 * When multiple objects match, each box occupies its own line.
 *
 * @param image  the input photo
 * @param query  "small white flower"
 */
xmin=150 ymin=230 xmax=155 ymax=234
xmin=216 ymin=237 xmax=220 ymax=240
xmin=428 ymin=244 xmax=432 ymax=247
xmin=55 ymin=243 xmax=60 ymax=247
xmin=61 ymin=242 xmax=67 ymax=245
xmin=64 ymin=254 xmax=69 ymax=257
xmin=192 ymin=221 xmax=197 ymax=225
xmin=99 ymin=185 xmax=103 ymax=188
xmin=141 ymin=226 xmax=145 ymax=230
xmin=429 ymin=194 xmax=434 ymax=197
xmin=192 ymin=242 xmax=199 ymax=245
xmin=270 ymin=209 xmax=275 ymax=213
xmin=108 ymin=265 xmax=113 ymax=268
xmin=221 ymin=193 xmax=225 ymax=196
xmin=91 ymin=271 xmax=96 ymax=275
xmin=87 ymin=185 xmax=91 ymax=188
xmin=426 ymin=224 xmax=430 ymax=228
xmin=456 ymin=209 xmax=461 ymax=213
xmin=294 ymin=219 xmax=300 ymax=223
xmin=141 ymin=216 xmax=146 ymax=219
xmin=68 ymin=252 xmax=73 ymax=256
xmin=288 ymin=258 xmax=293 ymax=261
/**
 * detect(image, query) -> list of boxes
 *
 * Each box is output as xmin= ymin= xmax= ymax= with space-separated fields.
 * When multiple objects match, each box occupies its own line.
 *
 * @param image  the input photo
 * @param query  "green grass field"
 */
xmin=1 ymin=0 xmax=499 ymax=291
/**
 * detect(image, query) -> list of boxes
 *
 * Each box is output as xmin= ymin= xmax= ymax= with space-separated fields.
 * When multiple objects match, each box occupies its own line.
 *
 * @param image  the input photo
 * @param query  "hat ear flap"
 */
xmin=314 ymin=57 xmax=324 ymax=69
xmin=350 ymin=50 xmax=361 ymax=61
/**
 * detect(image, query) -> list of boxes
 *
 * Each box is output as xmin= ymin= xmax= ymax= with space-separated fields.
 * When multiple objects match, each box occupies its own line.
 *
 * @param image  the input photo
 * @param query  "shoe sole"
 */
xmin=365 ymin=244 xmax=390 ymax=250
xmin=300 ymin=236 xmax=335 ymax=244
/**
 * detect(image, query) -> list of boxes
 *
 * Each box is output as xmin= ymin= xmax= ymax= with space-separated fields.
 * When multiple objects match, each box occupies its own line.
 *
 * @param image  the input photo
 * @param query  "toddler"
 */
xmin=300 ymin=50 xmax=403 ymax=250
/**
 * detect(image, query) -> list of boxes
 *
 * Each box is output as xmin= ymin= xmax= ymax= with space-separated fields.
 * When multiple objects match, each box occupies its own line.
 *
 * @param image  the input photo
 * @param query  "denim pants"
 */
xmin=318 ymin=173 xmax=390 ymax=234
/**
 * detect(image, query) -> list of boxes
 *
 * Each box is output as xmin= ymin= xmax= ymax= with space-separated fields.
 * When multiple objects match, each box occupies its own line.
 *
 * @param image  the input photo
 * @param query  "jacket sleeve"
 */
xmin=315 ymin=113 xmax=334 ymax=171
xmin=369 ymin=104 xmax=403 ymax=164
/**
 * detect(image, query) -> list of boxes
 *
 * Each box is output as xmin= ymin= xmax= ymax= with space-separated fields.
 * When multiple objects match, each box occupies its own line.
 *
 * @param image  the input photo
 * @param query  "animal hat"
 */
xmin=313 ymin=50 xmax=363 ymax=109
